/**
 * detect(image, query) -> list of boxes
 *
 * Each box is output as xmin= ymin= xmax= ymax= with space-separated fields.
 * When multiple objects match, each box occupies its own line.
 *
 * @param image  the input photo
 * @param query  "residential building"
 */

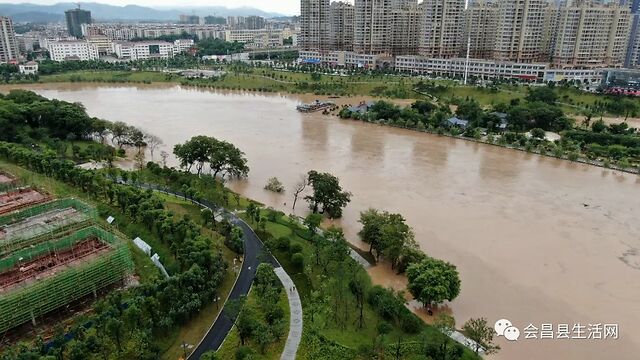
xmin=81 ymin=24 xmax=224 ymax=42
xmin=16 ymin=33 xmax=39 ymax=53
xmin=245 ymin=16 xmax=266 ymax=30
xmin=492 ymin=0 xmax=550 ymax=62
xmin=0 ymin=17 xmax=19 ymax=63
xmin=86 ymin=35 xmax=112 ymax=56
xmin=354 ymin=0 xmax=392 ymax=54
xmin=300 ymin=0 xmax=331 ymax=50
xmin=553 ymin=1 xmax=631 ymax=67
xmin=224 ymin=29 xmax=284 ymax=48
xmin=391 ymin=1 xmax=421 ymax=55
xmin=65 ymin=8 xmax=92 ymax=38
xmin=48 ymin=40 xmax=99 ymax=61
xmin=174 ymin=39 xmax=195 ymax=53
xmin=19 ymin=61 xmax=38 ymax=75
xmin=112 ymin=41 xmax=174 ymax=61
xmin=419 ymin=0 xmax=465 ymax=58
xmin=330 ymin=2 xmax=355 ymax=51
xmin=462 ymin=0 xmax=498 ymax=59
xmin=625 ymin=0 xmax=640 ymax=67
xmin=179 ymin=15 xmax=201 ymax=25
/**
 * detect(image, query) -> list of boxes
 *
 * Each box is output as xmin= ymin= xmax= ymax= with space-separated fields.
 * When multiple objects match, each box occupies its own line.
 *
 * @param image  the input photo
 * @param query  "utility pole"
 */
xmin=464 ymin=0 xmax=471 ymax=85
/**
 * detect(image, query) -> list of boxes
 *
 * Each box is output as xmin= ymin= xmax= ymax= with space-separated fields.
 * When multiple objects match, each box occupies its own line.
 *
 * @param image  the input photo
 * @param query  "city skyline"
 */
xmin=0 ymin=0 xmax=309 ymax=15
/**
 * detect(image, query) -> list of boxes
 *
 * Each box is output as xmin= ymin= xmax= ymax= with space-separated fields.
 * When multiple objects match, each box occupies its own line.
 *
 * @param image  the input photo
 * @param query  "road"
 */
xmin=188 ymin=217 xmax=272 ymax=359
xmin=131 ymin=183 xmax=279 ymax=359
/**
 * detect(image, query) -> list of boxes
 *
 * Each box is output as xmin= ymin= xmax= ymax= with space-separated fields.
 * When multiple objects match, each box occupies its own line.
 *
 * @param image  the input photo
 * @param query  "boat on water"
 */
xmin=296 ymin=100 xmax=335 ymax=113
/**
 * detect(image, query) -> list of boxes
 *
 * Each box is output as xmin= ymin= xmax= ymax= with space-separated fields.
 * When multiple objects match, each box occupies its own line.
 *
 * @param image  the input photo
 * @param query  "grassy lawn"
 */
xmin=40 ymin=70 xmax=175 ymax=83
xmin=216 ymin=288 xmax=290 ymax=359
xmin=33 ymin=67 xmax=636 ymax=116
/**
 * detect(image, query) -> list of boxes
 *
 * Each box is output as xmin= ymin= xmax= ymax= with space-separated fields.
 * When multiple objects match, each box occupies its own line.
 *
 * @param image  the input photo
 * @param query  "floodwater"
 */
xmin=4 ymin=84 xmax=640 ymax=360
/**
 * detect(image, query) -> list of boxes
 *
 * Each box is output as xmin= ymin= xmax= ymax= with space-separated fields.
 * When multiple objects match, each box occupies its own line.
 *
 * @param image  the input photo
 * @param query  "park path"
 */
xmin=273 ymin=267 xmax=303 ymax=360
xmin=131 ymin=183 xmax=301 ymax=359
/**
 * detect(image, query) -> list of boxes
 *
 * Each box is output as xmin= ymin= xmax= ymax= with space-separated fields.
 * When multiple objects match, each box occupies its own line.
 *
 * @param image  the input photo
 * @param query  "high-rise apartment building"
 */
xmin=301 ymin=0 xmax=331 ymax=51
xmin=390 ymin=1 xmax=421 ymax=55
xmin=245 ymin=16 xmax=266 ymax=30
xmin=492 ymin=0 xmax=549 ymax=62
xmin=419 ymin=0 xmax=465 ymax=58
xmin=354 ymin=0 xmax=392 ymax=54
xmin=0 ymin=17 xmax=18 ymax=63
xmin=553 ymin=1 xmax=631 ymax=67
xmin=330 ymin=2 xmax=355 ymax=51
xmin=65 ymin=8 xmax=92 ymax=38
xmin=624 ymin=0 xmax=640 ymax=67
xmin=179 ymin=15 xmax=201 ymax=25
xmin=462 ymin=0 xmax=498 ymax=59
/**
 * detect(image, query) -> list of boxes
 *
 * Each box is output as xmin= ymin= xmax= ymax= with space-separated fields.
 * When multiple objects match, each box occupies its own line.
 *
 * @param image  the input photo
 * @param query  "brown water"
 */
xmin=5 ymin=84 xmax=640 ymax=360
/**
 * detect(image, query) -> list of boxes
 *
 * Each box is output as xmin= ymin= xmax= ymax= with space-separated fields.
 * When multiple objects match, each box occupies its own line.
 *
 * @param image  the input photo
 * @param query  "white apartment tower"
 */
xmin=492 ymin=0 xmax=550 ymax=63
xmin=301 ymin=0 xmax=331 ymax=51
xmin=330 ymin=1 xmax=355 ymax=51
xmin=419 ymin=0 xmax=465 ymax=58
xmin=462 ymin=0 xmax=498 ymax=59
xmin=0 ymin=17 xmax=19 ymax=64
xmin=552 ymin=1 xmax=631 ymax=67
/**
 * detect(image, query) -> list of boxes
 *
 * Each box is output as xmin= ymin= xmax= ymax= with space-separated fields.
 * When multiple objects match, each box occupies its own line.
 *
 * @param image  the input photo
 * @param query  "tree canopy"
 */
xmin=305 ymin=170 xmax=352 ymax=218
xmin=407 ymin=257 xmax=461 ymax=307
xmin=174 ymin=135 xmax=249 ymax=178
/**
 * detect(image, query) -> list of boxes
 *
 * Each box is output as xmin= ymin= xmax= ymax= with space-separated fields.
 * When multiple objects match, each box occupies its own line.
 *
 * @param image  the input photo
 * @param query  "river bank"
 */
xmin=1 ymin=83 xmax=639 ymax=360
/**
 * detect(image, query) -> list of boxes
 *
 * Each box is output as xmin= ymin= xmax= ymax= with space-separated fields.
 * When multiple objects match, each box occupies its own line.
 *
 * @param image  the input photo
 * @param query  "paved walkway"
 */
xmin=273 ymin=267 xmax=303 ymax=360
xmin=133 ymin=183 xmax=301 ymax=359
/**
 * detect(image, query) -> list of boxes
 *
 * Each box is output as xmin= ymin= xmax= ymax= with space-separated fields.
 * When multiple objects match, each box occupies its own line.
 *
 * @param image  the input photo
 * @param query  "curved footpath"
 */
xmin=133 ymin=183 xmax=301 ymax=360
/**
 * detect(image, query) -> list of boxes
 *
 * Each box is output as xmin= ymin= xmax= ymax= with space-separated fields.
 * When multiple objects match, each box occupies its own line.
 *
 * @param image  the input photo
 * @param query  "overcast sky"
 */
xmin=0 ymin=0 xmax=315 ymax=15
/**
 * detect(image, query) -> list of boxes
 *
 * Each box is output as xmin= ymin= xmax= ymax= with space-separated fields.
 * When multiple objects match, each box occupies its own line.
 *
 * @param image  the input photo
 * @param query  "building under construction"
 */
xmin=0 ymin=225 xmax=133 ymax=333
xmin=0 ymin=182 xmax=133 ymax=334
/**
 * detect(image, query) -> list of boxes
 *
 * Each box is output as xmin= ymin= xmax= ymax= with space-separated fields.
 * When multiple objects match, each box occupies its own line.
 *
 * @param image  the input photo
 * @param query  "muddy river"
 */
xmin=5 ymin=84 xmax=639 ymax=360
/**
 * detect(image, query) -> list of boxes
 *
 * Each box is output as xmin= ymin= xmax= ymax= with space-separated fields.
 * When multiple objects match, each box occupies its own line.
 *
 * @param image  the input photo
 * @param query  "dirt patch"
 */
xmin=0 ymin=172 xmax=16 ymax=185
xmin=0 ymin=238 xmax=109 ymax=293
xmin=0 ymin=189 xmax=49 ymax=215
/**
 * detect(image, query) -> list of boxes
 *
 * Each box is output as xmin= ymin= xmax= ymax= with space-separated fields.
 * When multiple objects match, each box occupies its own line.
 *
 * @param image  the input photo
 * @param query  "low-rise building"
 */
xmin=201 ymin=52 xmax=250 ymax=62
xmin=173 ymin=39 xmax=195 ymax=53
xmin=48 ymin=40 xmax=99 ymax=62
xmin=395 ymin=55 xmax=546 ymax=81
xmin=112 ymin=41 xmax=174 ymax=61
xmin=224 ymin=29 xmax=284 ymax=48
xmin=18 ymin=61 xmax=38 ymax=74
xmin=299 ymin=50 xmax=386 ymax=68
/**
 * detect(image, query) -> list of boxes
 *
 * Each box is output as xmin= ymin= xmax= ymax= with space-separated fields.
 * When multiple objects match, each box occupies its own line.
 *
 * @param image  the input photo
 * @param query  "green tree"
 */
xmin=462 ymin=317 xmax=500 ymax=355
xmin=304 ymin=212 xmax=323 ymax=236
xmin=526 ymin=86 xmax=557 ymax=104
xmin=407 ymin=257 xmax=461 ymax=307
xmin=305 ymin=170 xmax=352 ymax=218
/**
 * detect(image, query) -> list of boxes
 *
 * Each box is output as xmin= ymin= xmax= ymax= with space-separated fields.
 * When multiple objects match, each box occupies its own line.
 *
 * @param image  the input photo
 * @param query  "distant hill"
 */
xmin=0 ymin=2 xmax=286 ymax=23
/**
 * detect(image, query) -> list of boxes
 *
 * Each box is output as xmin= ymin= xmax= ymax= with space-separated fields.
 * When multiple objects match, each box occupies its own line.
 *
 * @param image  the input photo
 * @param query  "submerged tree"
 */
xmin=407 ymin=257 xmax=461 ymax=308
xmin=173 ymin=135 xmax=248 ymax=178
xmin=304 ymin=170 xmax=351 ymax=218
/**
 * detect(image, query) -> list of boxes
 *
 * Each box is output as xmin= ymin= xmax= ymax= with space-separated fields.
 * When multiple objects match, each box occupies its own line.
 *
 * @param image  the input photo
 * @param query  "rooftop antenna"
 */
xmin=463 ymin=0 xmax=471 ymax=85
